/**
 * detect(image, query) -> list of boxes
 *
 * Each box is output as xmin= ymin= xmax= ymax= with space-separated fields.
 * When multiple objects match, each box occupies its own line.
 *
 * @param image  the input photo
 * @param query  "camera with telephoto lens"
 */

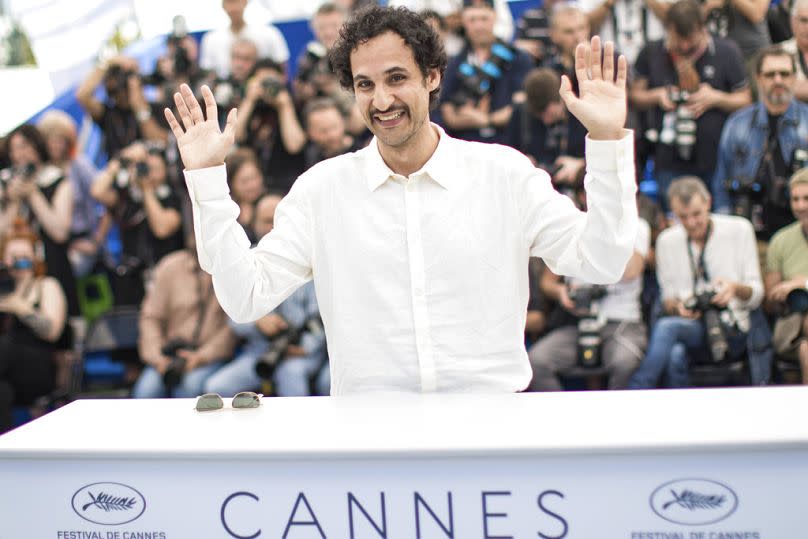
xmin=669 ymin=88 xmax=697 ymax=161
xmin=296 ymin=42 xmax=331 ymax=85
xmin=211 ymin=78 xmax=243 ymax=110
xmin=161 ymin=339 xmax=195 ymax=389
xmin=167 ymin=15 xmax=191 ymax=77
xmin=683 ymin=288 xmax=738 ymax=363
xmin=255 ymin=316 xmax=325 ymax=380
xmin=568 ymin=285 xmax=608 ymax=368
xmin=451 ymin=41 xmax=516 ymax=105
xmin=724 ymin=176 xmax=765 ymax=231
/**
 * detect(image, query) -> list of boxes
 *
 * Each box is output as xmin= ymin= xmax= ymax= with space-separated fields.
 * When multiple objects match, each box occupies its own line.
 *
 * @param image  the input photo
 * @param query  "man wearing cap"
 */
xmin=439 ymin=0 xmax=534 ymax=143
xmin=764 ymin=169 xmax=808 ymax=384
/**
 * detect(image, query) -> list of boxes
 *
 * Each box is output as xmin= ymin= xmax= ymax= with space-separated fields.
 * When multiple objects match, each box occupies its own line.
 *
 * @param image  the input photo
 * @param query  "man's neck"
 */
xmin=766 ymin=101 xmax=790 ymax=117
xmin=378 ymin=123 xmax=440 ymax=177
xmin=230 ymin=18 xmax=246 ymax=34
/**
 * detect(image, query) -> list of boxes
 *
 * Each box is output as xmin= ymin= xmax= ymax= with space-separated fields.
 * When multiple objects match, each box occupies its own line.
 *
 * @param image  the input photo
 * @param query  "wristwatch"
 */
xmin=135 ymin=108 xmax=152 ymax=123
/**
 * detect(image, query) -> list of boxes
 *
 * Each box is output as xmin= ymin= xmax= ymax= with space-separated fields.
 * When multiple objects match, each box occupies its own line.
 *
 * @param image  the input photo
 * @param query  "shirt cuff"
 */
xmin=584 ymin=129 xmax=634 ymax=173
xmin=184 ymin=164 xmax=229 ymax=202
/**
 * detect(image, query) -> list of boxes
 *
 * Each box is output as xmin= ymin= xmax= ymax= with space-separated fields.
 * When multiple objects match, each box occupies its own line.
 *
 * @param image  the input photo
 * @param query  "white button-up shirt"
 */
xmin=185 ymin=125 xmax=638 ymax=394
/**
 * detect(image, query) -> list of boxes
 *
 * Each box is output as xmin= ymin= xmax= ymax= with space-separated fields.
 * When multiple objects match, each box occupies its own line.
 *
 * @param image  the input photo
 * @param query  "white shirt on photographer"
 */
xmin=185 ymin=124 xmax=638 ymax=394
xmin=199 ymin=23 xmax=290 ymax=79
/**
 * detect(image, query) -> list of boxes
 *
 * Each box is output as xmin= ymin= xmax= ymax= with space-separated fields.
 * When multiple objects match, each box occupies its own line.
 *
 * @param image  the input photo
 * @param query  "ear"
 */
xmin=426 ymin=68 xmax=441 ymax=93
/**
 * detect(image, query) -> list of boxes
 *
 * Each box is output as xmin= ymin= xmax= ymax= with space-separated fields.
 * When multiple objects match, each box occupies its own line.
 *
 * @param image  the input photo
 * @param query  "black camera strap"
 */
xmin=686 ymin=219 xmax=712 ymax=294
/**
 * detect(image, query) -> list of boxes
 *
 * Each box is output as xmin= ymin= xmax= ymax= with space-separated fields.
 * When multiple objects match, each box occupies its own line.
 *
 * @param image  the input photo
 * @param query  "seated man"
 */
xmin=529 ymin=214 xmax=650 ymax=391
xmin=132 ymin=240 xmax=238 ymax=398
xmin=204 ymin=193 xmax=329 ymax=397
xmin=629 ymin=177 xmax=764 ymax=388
xmin=764 ymin=168 xmax=808 ymax=384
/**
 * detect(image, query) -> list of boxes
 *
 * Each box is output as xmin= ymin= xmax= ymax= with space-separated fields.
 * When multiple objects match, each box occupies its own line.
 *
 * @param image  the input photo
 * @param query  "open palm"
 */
xmin=164 ymin=84 xmax=237 ymax=170
xmin=560 ymin=36 xmax=627 ymax=141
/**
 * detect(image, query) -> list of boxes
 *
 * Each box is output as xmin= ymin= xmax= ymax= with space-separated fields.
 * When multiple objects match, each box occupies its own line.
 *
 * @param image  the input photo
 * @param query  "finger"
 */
xmin=615 ymin=54 xmax=628 ymax=91
xmin=181 ymin=83 xmax=204 ymax=124
xmin=574 ymin=42 xmax=588 ymax=90
xmin=164 ymin=108 xmax=185 ymax=140
xmin=602 ymin=40 xmax=615 ymax=82
xmin=173 ymin=91 xmax=195 ymax=131
xmin=559 ymin=74 xmax=575 ymax=107
xmin=223 ymin=108 xmax=238 ymax=143
xmin=201 ymin=85 xmax=218 ymax=123
xmin=589 ymin=36 xmax=602 ymax=80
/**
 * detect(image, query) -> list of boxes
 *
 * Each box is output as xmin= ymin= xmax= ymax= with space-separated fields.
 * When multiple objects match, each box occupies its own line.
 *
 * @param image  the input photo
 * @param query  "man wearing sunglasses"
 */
xmin=712 ymin=45 xmax=808 ymax=243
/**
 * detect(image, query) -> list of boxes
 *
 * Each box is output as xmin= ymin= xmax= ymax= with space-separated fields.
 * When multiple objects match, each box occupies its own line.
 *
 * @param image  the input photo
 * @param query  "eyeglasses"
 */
xmin=195 ymin=392 xmax=262 ymax=412
xmin=760 ymin=70 xmax=794 ymax=79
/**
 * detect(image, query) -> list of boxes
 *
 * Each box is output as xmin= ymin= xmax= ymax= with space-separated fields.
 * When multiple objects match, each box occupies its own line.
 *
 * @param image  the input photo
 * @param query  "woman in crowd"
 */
xmin=37 ymin=110 xmax=109 ymax=278
xmin=0 ymin=124 xmax=78 ymax=318
xmin=225 ymin=147 xmax=265 ymax=243
xmin=0 ymin=219 xmax=68 ymax=433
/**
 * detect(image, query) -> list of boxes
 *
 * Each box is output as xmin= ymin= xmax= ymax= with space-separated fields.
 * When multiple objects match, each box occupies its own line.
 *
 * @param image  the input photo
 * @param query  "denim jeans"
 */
xmin=629 ymin=316 xmax=746 ymax=389
xmin=204 ymin=349 xmax=329 ymax=397
xmin=132 ymin=361 xmax=224 ymax=398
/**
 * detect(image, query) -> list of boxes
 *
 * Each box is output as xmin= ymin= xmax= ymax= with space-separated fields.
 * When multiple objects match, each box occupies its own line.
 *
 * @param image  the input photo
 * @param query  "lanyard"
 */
xmin=686 ymin=220 xmax=712 ymax=293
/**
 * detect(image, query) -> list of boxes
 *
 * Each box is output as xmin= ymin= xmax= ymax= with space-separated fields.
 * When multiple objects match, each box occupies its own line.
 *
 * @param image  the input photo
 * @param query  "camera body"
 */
xmin=683 ymin=289 xmax=734 ymax=362
xmin=568 ymin=285 xmax=608 ymax=368
xmin=161 ymin=339 xmax=195 ymax=389
xmin=297 ymin=42 xmax=331 ymax=86
xmin=255 ymin=316 xmax=324 ymax=381
xmin=0 ymin=163 xmax=37 ymax=184
xmin=105 ymin=64 xmax=137 ymax=96
xmin=725 ymin=176 xmax=765 ymax=230
xmin=261 ymin=76 xmax=284 ymax=99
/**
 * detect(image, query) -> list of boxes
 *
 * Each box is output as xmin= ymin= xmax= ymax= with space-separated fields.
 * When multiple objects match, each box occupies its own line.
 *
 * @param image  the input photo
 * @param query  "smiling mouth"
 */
xmin=374 ymin=110 xmax=405 ymax=122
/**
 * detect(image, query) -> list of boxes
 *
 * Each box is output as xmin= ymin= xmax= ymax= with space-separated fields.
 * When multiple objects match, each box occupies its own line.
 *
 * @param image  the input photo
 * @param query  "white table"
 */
xmin=1 ymin=387 xmax=806 ymax=538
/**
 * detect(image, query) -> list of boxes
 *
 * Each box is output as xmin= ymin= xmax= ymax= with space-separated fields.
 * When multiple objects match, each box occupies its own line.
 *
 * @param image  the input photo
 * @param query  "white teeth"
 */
xmin=376 ymin=111 xmax=403 ymax=121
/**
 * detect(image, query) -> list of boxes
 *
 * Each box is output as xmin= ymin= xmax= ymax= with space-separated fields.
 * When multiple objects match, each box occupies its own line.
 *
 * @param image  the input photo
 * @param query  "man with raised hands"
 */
xmin=165 ymin=6 xmax=638 ymax=395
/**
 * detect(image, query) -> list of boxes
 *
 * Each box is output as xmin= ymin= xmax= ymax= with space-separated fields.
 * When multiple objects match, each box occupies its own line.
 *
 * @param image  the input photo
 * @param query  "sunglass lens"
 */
xmin=196 ymin=393 xmax=224 ymax=412
xmin=232 ymin=391 xmax=261 ymax=409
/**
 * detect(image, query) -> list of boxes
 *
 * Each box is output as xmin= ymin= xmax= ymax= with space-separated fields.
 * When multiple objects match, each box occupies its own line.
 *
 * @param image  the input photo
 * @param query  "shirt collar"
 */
xmin=363 ymin=123 xmax=458 ymax=192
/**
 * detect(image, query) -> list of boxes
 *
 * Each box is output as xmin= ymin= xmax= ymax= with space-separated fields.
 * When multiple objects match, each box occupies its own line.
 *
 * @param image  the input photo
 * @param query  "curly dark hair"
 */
xmin=328 ymin=6 xmax=448 ymax=110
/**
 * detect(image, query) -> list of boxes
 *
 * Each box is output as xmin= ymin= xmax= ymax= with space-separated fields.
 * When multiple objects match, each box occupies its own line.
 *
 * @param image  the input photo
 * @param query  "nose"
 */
xmin=372 ymin=84 xmax=394 ymax=112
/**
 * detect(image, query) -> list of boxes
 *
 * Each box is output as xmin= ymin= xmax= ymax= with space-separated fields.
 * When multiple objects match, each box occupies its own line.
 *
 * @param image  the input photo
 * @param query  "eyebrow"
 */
xmin=353 ymin=66 xmax=409 ymax=83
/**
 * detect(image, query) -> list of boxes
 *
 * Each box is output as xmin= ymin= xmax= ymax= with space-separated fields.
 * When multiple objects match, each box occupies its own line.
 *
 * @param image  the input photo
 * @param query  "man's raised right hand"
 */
xmin=164 ymin=83 xmax=236 ymax=170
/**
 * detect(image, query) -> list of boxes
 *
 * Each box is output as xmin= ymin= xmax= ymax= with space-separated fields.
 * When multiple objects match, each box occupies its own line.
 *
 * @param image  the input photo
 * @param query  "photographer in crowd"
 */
xmin=0 ymin=220 xmax=67 ymax=433
xmin=302 ymin=97 xmax=364 ymax=169
xmin=36 ymin=111 xmax=106 ymax=278
xmin=146 ymin=16 xmax=209 ymax=111
xmin=225 ymin=148 xmax=265 ymax=243
xmin=76 ymin=55 xmax=168 ymax=156
xmin=199 ymin=0 xmax=289 ymax=79
xmin=764 ymin=169 xmax=808 ymax=384
xmin=713 ymin=45 xmax=808 ymax=241
xmin=439 ymin=0 xmax=533 ymax=143
xmin=629 ymin=177 xmax=765 ymax=388
xmin=234 ymin=59 xmax=306 ymax=193
xmin=90 ymin=141 xmax=183 ymax=305
xmin=781 ymin=0 xmax=808 ymax=101
xmin=504 ymin=68 xmax=586 ymax=188
xmin=0 ymin=125 xmax=78 ymax=318
xmin=132 ymin=238 xmax=237 ymax=399
xmin=528 ymin=212 xmax=650 ymax=391
xmin=208 ymin=38 xmax=259 ymax=127
xmin=629 ymin=0 xmax=751 ymax=211
xmin=204 ymin=193 xmax=328 ymax=397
